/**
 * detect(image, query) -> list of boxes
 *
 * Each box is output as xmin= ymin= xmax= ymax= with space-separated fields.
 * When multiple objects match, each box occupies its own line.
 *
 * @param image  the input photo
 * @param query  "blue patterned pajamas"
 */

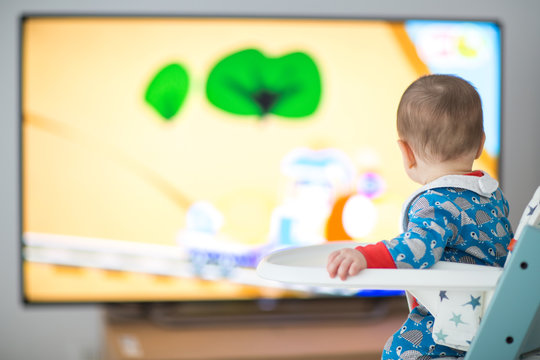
xmin=377 ymin=173 xmax=513 ymax=359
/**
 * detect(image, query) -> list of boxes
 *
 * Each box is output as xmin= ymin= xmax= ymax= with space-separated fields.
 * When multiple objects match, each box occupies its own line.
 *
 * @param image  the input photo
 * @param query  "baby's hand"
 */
xmin=327 ymin=248 xmax=367 ymax=280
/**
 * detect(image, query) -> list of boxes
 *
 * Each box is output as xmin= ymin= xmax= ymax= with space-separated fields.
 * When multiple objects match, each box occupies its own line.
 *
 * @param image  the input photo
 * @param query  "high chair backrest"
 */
xmin=464 ymin=224 xmax=540 ymax=359
xmin=464 ymin=186 xmax=540 ymax=359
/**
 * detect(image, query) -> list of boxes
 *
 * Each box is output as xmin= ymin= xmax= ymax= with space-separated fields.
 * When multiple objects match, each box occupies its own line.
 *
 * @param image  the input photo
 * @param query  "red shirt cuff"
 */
xmin=465 ymin=170 xmax=484 ymax=177
xmin=355 ymin=242 xmax=397 ymax=268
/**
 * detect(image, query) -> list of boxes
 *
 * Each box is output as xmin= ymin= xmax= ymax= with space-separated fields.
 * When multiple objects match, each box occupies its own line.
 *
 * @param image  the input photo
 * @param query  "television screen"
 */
xmin=21 ymin=16 xmax=501 ymax=303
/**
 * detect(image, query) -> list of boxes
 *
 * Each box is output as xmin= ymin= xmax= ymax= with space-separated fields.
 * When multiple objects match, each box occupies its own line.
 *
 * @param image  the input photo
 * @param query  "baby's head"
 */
xmin=397 ymin=74 xmax=484 ymax=163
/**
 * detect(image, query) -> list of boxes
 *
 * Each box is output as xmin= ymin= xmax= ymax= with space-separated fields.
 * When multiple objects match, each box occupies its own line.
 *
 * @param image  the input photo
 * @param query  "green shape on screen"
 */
xmin=206 ymin=49 xmax=322 ymax=119
xmin=145 ymin=63 xmax=190 ymax=121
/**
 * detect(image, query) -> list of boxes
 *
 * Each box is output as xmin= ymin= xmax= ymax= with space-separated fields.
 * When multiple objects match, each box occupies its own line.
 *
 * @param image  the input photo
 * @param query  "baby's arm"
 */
xmin=385 ymin=192 xmax=461 ymax=269
xmin=326 ymin=191 xmax=460 ymax=279
xmin=327 ymin=248 xmax=367 ymax=280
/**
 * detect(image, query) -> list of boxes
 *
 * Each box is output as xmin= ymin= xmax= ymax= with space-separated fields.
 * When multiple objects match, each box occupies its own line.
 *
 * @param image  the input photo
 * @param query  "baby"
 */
xmin=327 ymin=74 xmax=513 ymax=359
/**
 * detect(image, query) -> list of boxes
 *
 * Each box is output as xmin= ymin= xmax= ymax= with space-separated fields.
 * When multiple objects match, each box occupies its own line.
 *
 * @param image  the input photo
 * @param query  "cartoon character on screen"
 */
xmin=326 ymin=75 xmax=513 ymax=359
xmin=269 ymin=147 xmax=356 ymax=248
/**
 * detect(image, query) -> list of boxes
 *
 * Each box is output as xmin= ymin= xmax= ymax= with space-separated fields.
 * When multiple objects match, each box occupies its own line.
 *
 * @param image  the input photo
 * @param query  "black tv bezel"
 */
xmin=18 ymin=14 xmax=503 ymax=308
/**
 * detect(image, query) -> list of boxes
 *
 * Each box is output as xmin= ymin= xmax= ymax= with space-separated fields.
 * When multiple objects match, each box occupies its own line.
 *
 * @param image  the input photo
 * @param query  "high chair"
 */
xmin=257 ymin=187 xmax=540 ymax=359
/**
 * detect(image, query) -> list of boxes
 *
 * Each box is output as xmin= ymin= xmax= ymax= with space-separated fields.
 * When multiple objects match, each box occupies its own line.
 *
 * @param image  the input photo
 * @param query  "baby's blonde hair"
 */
xmin=397 ymin=74 xmax=484 ymax=162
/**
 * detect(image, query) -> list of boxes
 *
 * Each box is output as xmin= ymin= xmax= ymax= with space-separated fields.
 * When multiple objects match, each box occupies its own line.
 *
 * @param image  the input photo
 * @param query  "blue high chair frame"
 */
xmin=464 ymin=224 xmax=540 ymax=359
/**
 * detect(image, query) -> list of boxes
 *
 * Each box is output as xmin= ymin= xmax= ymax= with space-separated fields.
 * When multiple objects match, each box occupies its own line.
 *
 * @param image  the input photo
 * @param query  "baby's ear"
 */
xmin=397 ymin=139 xmax=417 ymax=169
xmin=475 ymin=133 xmax=486 ymax=159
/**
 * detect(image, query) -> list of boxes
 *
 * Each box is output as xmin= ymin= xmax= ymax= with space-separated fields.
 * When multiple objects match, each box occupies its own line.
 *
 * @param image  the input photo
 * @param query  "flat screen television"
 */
xmin=20 ymin=15 xmax=502 ymax=313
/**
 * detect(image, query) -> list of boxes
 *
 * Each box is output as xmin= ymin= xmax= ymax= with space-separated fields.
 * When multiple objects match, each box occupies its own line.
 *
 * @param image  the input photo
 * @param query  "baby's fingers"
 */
xmin=327 ymin=250 xmax=343 ymax=278
xmin=327 ymin=249 xmax=340 ymax=264
xmin=337 ymin=257 xmax=354 ymax=281
xmin=327 ymin=259 xmax=339 ymax=278
xmin=348 ymin=261 xmax=363 ymax=277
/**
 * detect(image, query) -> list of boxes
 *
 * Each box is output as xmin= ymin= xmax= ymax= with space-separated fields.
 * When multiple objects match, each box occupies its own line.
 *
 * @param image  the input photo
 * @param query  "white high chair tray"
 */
xmin=257 ymin=241 xmax=503 ymax=291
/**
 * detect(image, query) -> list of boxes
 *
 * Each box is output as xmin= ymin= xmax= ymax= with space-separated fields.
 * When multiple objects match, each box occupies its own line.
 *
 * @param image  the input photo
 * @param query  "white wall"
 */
xmin=1 ymin=1 xmax=539 ymax=359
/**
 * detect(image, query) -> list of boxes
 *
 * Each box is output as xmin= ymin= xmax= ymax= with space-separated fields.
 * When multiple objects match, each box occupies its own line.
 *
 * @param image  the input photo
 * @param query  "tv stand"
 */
xmin=104 ymin=297 xmax=409 ymax=360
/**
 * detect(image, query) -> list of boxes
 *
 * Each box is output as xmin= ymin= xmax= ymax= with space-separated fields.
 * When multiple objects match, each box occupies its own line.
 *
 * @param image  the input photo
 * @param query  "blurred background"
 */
xmin=1 ymin=1 xmax=539 ymax=359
